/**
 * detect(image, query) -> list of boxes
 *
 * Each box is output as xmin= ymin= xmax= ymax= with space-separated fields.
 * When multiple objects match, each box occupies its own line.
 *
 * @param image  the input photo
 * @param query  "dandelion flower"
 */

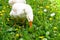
xmin=50 ymin=13 xmax=55 ymax=17
xmin=15 ymin=28 xmax=19 ymax=31
xmin=0 ymin=14 xmax=3 ymax=16
xmin=2 ymin=10 xmax=5 ymax=13
xmin=49 ymin=17 xmax=53 ymax=20
xmin=43 ymin=9 xmax=47 ymax=12
xmin=40 ymin=6 xmax=43 ymax=8
xmin=7 ymin=18 xmax=10 ymax=21
xmin=53 ymin=27 xmax=57 ymax=30
xmin=7 ymin=6 xmax=9 ymax=8
xmin=16 ymin=34 xmax=19 ymax=37
xmin=42 ymin=38 xmax=47 ymax=40
xmin=3 ymin=6 xmax=6 ymax=9
xmin=39 ymin=36 xmax=44 ymax=39
xmin=46 ymin=31 xmax=50 ymax=35
xmin=0 ymin=11 xmax=2 ymax=13
xmin=19 ymin=38 xmax=23 ymax=40
xmin=46 ymin=6 xmax=49 ymax=8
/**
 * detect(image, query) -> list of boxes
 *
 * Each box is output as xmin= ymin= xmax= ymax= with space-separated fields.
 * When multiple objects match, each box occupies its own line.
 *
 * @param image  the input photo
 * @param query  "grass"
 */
xmin=0 ymin=0 xmax=60 ymax=40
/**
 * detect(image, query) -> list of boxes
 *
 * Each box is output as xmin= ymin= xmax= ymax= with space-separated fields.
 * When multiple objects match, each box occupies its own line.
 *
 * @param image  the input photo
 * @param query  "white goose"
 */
xmin=8 ymin=0 xmax=26 ymax=6
xmin=10 ymin=3 xmax=33 ymax=28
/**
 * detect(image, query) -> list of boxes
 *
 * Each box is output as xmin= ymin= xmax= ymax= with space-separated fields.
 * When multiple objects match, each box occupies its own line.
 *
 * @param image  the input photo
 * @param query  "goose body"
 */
xmin=10 ymin=3 xmax=33 ymax=27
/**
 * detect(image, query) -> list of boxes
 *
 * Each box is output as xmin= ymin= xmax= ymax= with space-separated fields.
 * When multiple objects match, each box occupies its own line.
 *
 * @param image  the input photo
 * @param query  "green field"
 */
xmin=0 ymin=0 xmax=60 ymax=40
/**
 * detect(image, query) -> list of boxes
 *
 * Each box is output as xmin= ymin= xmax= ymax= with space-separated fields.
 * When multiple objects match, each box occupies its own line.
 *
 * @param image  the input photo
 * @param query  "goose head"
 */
xmin=8 ymin=0 xmax=26 ymax=6
xmin=26 ymin=13 xmax=33 ymax=28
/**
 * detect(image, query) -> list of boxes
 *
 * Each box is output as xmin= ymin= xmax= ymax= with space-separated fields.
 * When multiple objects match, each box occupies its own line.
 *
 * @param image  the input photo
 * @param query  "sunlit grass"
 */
xmin=0 ymin=0 xmax=60 ymax=40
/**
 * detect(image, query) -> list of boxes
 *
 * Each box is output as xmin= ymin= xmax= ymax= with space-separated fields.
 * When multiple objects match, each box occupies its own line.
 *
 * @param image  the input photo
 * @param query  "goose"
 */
xmin=8 ymin=0 xmax=26 ymax=6
xmin=10 ymin=3 xmax=33 ymax=28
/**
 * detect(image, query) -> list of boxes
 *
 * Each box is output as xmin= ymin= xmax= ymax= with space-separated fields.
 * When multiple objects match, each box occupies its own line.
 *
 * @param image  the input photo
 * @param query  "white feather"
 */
xmin=8 ymin=0 xmax=26 ymax=6
xmin=10 ymin=3 xmax=33 ymax=22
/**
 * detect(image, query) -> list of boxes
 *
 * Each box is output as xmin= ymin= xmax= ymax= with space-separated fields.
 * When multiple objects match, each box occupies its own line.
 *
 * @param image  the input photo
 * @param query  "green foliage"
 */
xmin=0 ymin=0 xmax=60 ymax=40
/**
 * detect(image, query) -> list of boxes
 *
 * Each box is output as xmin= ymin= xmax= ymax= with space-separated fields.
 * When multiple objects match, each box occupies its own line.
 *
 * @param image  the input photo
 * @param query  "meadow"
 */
xmin=0 ymin=0 xmax=60 ymax=40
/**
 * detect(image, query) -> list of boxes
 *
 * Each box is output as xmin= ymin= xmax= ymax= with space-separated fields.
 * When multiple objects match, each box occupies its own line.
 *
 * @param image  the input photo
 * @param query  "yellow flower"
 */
xmin=15 ymin=28 xmax=19 ymax=31
xmin=38 ymin=10 xmax=43 ymax=15
xmin=7 ymin=18 xmax=10 ymax=21
xmin=53 ymin=27 xmax=57 ymax=30
xmin=7 ymin=6 xmax=9 ymax=8
xmin=40 ymin=6 xmax=43 ymax=8
xmin=19 ymin=26 xmax=21 ymax=29
xmin=16 ymin=34 xmax=19 ymax=37
xmin=46 ymin=6 xmax=50 ymax=8
xmin=58 ymin=33 xmax=60 ymax=36
xmin=2 ymin=10 xmax=5 ymax=13
xmin=3 ymin=6 xmax=6 ymax=9
xmin=42 ymin=38 xmax=47 ymax=40
xmin=0 ymin=11 xmax=2 ymax=13
xmin=49 ymin=18 xmax=53 ymax=20
xmin=39 ymin=36 xmax=44 ymax=39
xmin=0 ymin=14 xmax=3 ymax=16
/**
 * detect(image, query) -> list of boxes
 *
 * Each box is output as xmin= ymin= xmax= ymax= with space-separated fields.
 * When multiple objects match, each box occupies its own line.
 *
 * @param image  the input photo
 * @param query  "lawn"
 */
xmin=0 ymin=0 xmax=60 ymax=40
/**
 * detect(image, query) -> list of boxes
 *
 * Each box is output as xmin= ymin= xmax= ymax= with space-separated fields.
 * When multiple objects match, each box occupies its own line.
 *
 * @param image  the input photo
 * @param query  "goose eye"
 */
xmin=28 ymin=16 xmax=30 ymax=21
xmin=29 ymin=18 xmax=30 ymax=20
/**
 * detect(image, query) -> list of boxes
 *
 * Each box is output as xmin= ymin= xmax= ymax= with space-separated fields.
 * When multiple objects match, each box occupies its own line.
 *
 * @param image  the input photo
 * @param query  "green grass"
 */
xmin=0 ymin=0 xmax=60 ymax=40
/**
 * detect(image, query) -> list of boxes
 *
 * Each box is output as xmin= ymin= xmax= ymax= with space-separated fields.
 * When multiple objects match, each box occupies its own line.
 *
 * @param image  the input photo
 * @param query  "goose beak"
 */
xmin=29 ymin=21 xmax=32 ymax=28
